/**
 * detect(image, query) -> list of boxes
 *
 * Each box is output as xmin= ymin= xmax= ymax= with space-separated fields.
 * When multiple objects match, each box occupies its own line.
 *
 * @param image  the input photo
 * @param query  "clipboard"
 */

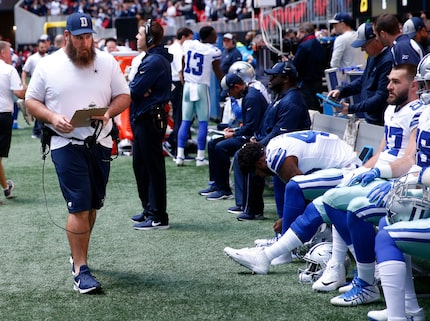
xmin=70 ymin=107 xmax=108 ymax=127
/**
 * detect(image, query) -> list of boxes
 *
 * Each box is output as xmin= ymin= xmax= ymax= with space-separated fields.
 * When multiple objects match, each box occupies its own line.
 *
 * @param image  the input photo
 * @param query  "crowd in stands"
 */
xmin=21 ymin=0 xmax=277 ymax=27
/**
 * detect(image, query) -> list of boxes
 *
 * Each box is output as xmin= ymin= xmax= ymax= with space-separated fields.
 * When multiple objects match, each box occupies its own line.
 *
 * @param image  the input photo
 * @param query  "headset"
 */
xmin=145 ymin=19 xmax=154 ymax=47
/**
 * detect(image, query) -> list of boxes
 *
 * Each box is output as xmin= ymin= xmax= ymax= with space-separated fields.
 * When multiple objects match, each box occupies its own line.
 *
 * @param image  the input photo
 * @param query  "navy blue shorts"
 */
xmin=0 ymin=112 xmax=13 ymax=157
xmin=51 ymin=143 xmax=111 ymax=213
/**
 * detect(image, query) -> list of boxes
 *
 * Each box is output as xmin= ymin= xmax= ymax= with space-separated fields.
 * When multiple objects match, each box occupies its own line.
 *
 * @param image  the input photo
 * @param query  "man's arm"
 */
xmin=212 ymin=59 xmax=224 ymax=82
xmin=97 ymin=94 xmax=131 ymax=127
xmin=277 ymin=155 xmax=303 ymax=183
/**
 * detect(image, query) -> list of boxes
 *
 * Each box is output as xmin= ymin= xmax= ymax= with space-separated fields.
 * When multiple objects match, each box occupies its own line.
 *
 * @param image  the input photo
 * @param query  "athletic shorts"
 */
xmin=0 ymin=112 xmax=13 ymax=157
xmin=51 ymin=143 xmax=111 ymax=213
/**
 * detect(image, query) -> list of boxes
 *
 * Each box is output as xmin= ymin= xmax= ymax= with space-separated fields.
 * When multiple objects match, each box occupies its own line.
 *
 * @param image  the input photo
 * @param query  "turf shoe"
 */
xmin=4 ymin=180 xmax=14 ymax=199
xmin=206 ymin=190 xmax=233 ymax=200
xmin=330 ymin=277 xmax=380 ymax=306
xmin=227 ymin=206 xmax=243 ymax=214
xmin=73 ymin=265 xmax=101 ymax=294
xmin=133 ymin=217 xmax=170 ymax=230
xmin=367 ymin=308 xmax=425 ymax=321
xmin=131 ymin=212 xmax=148 ymax=223
xmin=224 ymin=246 xmax=270 ymax=274
xmin=198 ymin=185 xmax=217 ymax=196
xmin=312 ymin=262 xmax=346 ymax=292
xmin=236 ymin=213 xmax=264 ymax=221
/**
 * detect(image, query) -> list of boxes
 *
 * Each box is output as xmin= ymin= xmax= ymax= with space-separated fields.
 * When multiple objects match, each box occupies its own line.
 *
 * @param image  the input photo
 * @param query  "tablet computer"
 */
xmin=70 ymin=107 xmax=108 ymax=127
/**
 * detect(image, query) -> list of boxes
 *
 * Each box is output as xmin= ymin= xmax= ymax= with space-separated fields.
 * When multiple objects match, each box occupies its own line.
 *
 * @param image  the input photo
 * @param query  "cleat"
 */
xmin=224 ymin=246 xmax=270 ymax=275
xmin=254 ymin=234 xmax=281 ymax=247
xmin=330 ymin=277 xmax=380 ymax=306
xmin=270 ymin=252 xmax=292 ymax=266
xmin=312 ymin=262 xmax=346 ymax=292
xmin=236 ymin=213 xmax=264 ymax=221
xmin=73 ymin=265 xmax=101 ymax=294
xmin=175 ymin=157 xmax=185 ymax=166
xmin=367 ymin=308 xmax=425 ymax=321
xmin=196 ymin=158 xmax=209 ymax=166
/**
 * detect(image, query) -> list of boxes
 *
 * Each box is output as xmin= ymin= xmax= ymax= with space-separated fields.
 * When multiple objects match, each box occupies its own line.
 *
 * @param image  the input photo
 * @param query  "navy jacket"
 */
xmin=293 ymin=34 xmax=326 ymax=83
xmin=234 ymin=86 xmax=268 ymax=138
xmin=221 ymin=47 xmax=242 ymax=74
xmin=129 ymin=45 xmax=173 ymax=124
xmin=255 ymin=87 xmax=311 ymax=146
xmin=339 ymin=47 xmax=393 ymax=126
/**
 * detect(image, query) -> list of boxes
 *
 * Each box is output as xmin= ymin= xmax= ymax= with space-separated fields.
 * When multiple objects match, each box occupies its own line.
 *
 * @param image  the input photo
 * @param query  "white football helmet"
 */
xmin=298 ymin=242 xmax=332 ymax=283
xmin=416 ymin=53 xmax=430 ymax=104
xmin=228 ymin=61 xmax=256 ymax=84
xmin=118 ymin=138 xmax=132 ymax=156
xmin=386 ymin=178 xmax=430 ymax=225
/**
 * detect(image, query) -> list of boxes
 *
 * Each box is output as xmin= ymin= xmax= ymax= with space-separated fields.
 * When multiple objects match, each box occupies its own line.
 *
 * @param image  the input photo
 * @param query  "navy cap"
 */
xmin=221 ymin=73 xmax=244 ymax=90
xmin=329 ymin=12 xmax=352 ymax=25
xmin=66 ymin=13 xmax=95 ymax=36
xmin=264 ymin=61 xmax=298 ymax=78
xmin=403 ymin=17 xmax=426 ymax=39
xmin=351 ymin=22 xmax=376 ymax=48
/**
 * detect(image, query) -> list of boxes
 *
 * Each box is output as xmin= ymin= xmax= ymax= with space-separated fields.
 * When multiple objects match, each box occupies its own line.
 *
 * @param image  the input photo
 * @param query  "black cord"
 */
xmin=41 ymin=148 xmax=92 ymax=235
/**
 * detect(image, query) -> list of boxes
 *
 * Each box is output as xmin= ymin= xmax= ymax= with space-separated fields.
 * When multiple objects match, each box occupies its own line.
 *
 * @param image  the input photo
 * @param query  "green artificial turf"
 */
xmin=1 ymin=123 xmax=429 ymax=321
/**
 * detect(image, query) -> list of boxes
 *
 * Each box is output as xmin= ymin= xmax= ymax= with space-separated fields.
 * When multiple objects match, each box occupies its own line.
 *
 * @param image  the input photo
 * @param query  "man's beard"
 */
xmin=388 ymin=91 xmax=409 ymax=108
xmin=65 ymin=40 xmax=96 ymax=68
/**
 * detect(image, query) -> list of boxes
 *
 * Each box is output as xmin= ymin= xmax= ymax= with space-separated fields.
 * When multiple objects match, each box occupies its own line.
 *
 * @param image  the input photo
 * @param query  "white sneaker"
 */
xmin=254 ymin=234 xmax=281 ymax=247
xmin=175 ymin=157 xmax=184 ymax=166
xmin=270 ymin=252 xmax=292 ymax=266
xmin=367 ymin=308 xmax=425 ymax=321
xmin=224 ymin=246 xmax=270 ymax=274
xmin=312 ymin=262 xmax=346 ymax=292
xmin=196 ymin=158 xmax=209 ymax=166
xmin=330 ymin=277 xmax=380 ymax=306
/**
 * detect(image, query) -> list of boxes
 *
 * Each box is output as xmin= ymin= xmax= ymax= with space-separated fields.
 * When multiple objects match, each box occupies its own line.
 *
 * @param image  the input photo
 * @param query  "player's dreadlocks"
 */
xmin=238 ymin=142 xmax=265 ymax=174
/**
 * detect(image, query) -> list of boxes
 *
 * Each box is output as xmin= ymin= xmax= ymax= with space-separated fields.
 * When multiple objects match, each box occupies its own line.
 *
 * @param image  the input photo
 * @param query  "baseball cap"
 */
xmin=328 ymin=12 xmax=352 ymax=24
xmin=351 ymin=22 xmax=376 ymax=48
xmin=403 ymin=17 xmax=426 ymax=39
xmin=39 ymin=34 xmax=50 ymax=41
xmin=223 ymin=33 xmax=234 ymax=40
xmin=221 ymin=73 xmax=243 ymax=90
xmin=66 ymin=13 xmax=96 ymax=36
xmin=264 ymin=61 xmax=298 ymax=78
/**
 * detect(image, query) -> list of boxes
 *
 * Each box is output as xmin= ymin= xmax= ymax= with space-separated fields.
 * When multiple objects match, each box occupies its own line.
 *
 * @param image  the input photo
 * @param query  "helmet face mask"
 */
xmin=416 ymin=53 xmax=430 ymax=104
xmin=298 ymin=242 xmax=332 ymax=284
xmin=228 ymin=61 xmax=256 ymax=84
xmin=386 ymin=176 xmax=430 ymax=224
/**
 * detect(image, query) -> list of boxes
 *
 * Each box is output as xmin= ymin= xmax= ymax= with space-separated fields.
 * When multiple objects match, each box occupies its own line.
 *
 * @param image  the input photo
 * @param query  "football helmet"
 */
xmin=118 ymin=138 xmax=132 ymax=156
xmin=228 ymin=61 xmax=256 ymax=84
xmin=298 ymin=242 xmax=332 ymax=283
xmin=385 ymin=178 xmax=430 ymax=225
xmin=416 ymin=53 xmax=430 ymax=104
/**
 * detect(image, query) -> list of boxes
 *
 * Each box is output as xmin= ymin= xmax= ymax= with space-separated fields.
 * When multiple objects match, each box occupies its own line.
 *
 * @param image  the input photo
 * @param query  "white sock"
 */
xmin=331 ymin=226 xmax=348 ymax=264
xmin=197 ymin=150 xmax=205 ymax=160
xmin=404 ymin=255 xmax=421 ymax=313
xmin=177 ymin=147 xmax=185 ymax=159
xmin=356 ymin=261 xmax=375 ymax=285
xmin=264 ymin=229 xmax=302 ymax=261
xmin=379 ymin=260 xmax=406 ymax=320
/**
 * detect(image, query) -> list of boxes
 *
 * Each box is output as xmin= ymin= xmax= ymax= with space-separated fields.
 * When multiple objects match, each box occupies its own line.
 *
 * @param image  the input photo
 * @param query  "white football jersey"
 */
xmin=375 ymin=100 xmax=425 ymax=167
xmin=416 ymin=105 xmax=430 ymax=168
xmin=265 ymin=131 xmax=360 ymax=175
xmin=182 ymin=39 xmax=221 ymax=86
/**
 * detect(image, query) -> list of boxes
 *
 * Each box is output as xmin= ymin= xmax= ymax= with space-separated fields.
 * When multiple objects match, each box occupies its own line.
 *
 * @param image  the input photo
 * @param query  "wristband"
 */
xmin=377 ymin=165 xmax=392 ymax=179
